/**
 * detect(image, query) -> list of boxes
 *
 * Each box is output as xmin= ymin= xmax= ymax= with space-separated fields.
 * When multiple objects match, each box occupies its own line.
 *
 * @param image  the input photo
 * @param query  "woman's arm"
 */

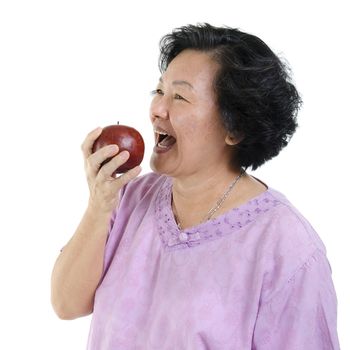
xmin=51 ymin=204 xmax=113 ymax=319
xmin=50 ymin=127 xmax=141 ymax=320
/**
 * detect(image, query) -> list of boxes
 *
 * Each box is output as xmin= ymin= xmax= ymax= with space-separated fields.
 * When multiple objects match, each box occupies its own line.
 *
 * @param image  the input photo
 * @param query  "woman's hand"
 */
xmin=81 ymin=127 xmax=142 ymax=214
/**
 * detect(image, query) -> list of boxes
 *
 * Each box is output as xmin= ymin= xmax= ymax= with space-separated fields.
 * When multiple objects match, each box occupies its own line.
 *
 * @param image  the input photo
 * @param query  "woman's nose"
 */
xmin=150 ymin=96 xmax=169 ymax=120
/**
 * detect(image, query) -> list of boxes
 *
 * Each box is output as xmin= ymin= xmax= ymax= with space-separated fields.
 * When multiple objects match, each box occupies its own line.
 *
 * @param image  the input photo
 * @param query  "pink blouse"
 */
xmin=87 ymin=173 xmax=340 ymax=349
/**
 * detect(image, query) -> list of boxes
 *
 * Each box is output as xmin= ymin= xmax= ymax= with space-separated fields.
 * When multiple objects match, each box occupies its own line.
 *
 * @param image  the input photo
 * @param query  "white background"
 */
xmin=0 ymin=0 xmax=349 ymax=349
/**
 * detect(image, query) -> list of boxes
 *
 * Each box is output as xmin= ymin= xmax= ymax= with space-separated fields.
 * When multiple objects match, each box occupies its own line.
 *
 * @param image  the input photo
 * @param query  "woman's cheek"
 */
xmin=180 ymin=119 xmax=199 ymax=137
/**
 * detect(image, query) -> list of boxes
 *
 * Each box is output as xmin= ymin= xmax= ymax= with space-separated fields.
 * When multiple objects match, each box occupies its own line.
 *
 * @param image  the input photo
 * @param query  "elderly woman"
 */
xmin=51 ymin=23 xmax=340 ymax=349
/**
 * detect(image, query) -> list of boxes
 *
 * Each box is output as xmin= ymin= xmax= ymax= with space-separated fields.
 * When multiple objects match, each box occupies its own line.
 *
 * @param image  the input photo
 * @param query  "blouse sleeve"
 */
xmin=252 ymin=249 xmax=340 ymax=350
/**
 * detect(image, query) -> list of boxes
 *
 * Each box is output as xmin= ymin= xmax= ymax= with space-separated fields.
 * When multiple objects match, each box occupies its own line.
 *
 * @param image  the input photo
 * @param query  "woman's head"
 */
xmin=150 ymin=49 xmax=232 ymax=178
xmin=157 ymin=23 xmax=302 ymax=171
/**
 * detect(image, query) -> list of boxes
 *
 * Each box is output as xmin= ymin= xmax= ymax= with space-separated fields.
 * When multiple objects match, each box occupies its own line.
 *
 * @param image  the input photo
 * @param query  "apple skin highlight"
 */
xmin=92 ymin=124 xmax=145 ymax=174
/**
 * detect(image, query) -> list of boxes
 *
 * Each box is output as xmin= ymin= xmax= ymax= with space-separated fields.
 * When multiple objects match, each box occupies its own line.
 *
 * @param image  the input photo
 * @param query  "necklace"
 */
xmin=172 ymin=168 xmax=246 ymax=230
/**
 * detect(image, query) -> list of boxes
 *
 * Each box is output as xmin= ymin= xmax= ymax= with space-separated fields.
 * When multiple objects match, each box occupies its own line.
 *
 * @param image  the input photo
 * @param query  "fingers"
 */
xmin=81 ymin=127 xmax=142 ymax=188
xmin=80 ymin=127 xmax=142 ymax=213
xmin=116 ymin=165 xmax=142 ymax=187
xmin=97 ymin=150 xmax=130 ymax=179
xmin=96 ymin=150 xmax=142 ymax=184
xmin=88 ymin=144 xmax=120 ymax=175
xmin=81 ymin=127 xmax=103 ymax=159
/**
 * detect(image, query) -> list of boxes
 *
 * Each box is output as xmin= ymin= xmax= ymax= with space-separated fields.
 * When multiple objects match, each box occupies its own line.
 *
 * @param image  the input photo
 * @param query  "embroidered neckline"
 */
xmin=155 ymin=176 xmax=281 ymax=251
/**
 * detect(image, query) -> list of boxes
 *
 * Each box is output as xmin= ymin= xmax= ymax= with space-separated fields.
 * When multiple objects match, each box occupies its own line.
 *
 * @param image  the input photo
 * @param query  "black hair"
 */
xmin=158 ymin=23 xmax=302 ymax=170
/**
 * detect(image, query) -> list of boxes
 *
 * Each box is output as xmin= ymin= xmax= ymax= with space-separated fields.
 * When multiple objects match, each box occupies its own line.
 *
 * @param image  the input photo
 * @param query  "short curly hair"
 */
xmin=158 ymin=23 xmax=302 ymax=170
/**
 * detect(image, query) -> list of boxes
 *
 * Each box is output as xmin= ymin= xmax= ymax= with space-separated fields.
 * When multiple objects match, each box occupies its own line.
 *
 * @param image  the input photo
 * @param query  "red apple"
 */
xmin=92 ymin=124 xmax=145 ymax=175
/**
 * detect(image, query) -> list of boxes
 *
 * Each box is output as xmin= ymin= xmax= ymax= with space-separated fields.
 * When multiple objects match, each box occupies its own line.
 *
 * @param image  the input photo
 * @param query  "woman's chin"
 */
xmin=150 ymin=154 xmax=164 ymax=173
xmin=150 ymin=153 xmax=177 ymax=176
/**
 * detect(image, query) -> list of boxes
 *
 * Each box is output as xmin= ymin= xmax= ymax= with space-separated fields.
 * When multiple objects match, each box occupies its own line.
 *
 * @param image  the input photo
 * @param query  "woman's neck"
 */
xmin=173 ymin=168 xmax=241 ymax=201
xmin=171 ymin=166 xmax=246 ymax=229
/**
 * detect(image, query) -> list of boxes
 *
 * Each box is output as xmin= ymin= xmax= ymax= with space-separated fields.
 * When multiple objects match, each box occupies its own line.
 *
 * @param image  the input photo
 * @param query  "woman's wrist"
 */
xmin=87 ymin=195 xmax=117 ymax=215
xmin=85 ymin=199 xmax=115 ymax=228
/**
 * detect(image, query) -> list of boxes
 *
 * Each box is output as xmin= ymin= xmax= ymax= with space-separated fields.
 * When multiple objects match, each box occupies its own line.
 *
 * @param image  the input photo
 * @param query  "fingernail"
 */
xmin=120 ymin=151 xmax=129 ymax=159
xmin=109 ymin=144 xmax=118 ymax=151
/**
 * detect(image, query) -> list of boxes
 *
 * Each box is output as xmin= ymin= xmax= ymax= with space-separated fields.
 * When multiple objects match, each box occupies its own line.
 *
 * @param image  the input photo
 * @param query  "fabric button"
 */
xmin=179 ymin=231 xmax=189 ymax=242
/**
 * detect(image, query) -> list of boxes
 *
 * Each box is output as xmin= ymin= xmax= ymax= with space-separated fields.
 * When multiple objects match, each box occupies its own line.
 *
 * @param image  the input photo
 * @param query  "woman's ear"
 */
xmin=225 ymin=133 xmax=243 ymax=146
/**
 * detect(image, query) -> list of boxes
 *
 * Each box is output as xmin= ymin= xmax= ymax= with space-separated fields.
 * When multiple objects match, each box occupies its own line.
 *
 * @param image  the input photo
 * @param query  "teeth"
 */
xmin=154 ymin=129 xmax=170 ymax=147
xmin=154 ymin=129 xmax=168 ymax=135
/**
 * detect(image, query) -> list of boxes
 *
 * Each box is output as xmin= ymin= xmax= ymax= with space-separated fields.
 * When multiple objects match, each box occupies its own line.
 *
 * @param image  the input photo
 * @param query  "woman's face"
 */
xmin=150 ymin=49 xmax=233 ymax=178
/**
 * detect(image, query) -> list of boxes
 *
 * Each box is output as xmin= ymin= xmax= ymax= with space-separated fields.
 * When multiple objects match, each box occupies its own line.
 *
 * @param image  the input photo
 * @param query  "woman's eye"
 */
xmin=174 ymin=94 xmax=186 ymax=101
xmin=151 ymin=89 xmax=163 ymax=96
xmin=150 ymin=89 xmax=187 ymax=102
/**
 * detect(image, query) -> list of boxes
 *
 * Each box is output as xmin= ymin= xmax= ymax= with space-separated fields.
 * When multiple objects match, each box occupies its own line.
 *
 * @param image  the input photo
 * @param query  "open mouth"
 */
xmin=154 ymin=129 xmax=177 ymax=150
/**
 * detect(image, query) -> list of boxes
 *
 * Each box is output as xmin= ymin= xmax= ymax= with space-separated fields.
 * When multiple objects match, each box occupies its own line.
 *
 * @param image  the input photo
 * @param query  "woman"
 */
xmin=51 ymin=23 xmax=340 ymax=349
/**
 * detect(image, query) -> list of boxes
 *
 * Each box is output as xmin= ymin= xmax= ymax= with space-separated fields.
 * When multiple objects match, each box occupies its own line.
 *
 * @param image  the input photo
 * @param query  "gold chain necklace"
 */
xmin=172 ymin=169 xmax=246 ymax=230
